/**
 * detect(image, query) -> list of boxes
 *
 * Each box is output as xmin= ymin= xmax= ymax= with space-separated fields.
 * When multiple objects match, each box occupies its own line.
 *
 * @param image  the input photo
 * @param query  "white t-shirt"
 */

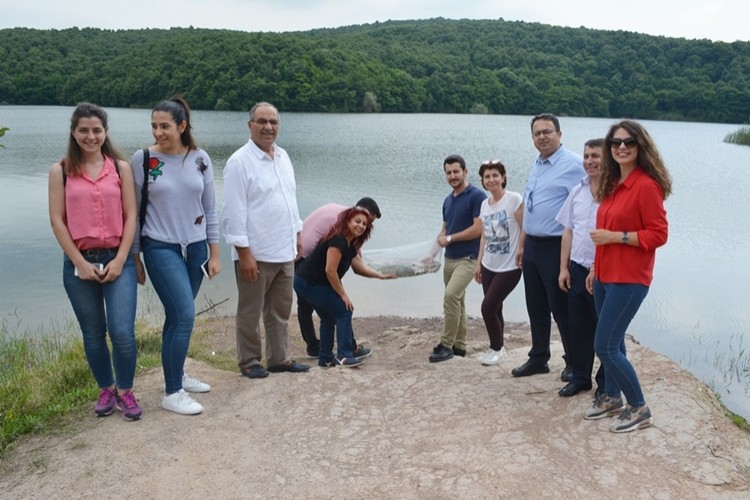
xmin=480 ymin=191 xmax=523 ymax=273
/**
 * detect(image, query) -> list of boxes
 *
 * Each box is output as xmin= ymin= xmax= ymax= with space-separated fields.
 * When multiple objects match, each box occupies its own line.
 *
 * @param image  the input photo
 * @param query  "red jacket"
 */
xmin=595 ymin=167 xmax=668 ymax=286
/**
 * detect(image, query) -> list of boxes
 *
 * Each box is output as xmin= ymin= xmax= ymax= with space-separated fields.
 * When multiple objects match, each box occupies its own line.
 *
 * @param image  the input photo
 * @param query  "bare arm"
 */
xmin=558 ymin=228 xmax=573 ymax=292
xmin=351 ymin=254 xmax=396 ymax=279
xmin=325 ymin=246 xmax=354 ymax=310
xmin=102 ymin=160 xmax=137 ymax=283
xmin=438 ymin=217 xmax=483 ymax=247
xmin=48 ymin=162 xmax=102 ymax=282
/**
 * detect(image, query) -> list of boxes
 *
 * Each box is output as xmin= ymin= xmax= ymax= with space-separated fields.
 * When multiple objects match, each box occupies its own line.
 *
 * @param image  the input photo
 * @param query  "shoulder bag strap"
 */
xmin=139 ymin=148 xmax=150 ymax=230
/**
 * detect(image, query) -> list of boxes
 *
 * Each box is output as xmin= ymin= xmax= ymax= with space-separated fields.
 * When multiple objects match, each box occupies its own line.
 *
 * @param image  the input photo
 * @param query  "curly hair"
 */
xmin=598 ymin=120 xmax=673 ymax=201
xmin=321 ymin=206 xmax=374 ymax=252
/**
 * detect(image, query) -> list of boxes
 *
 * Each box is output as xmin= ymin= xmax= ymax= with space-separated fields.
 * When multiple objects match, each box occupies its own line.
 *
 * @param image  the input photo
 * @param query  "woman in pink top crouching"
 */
xmin=48 ymin=103 xmax=142 ymax=421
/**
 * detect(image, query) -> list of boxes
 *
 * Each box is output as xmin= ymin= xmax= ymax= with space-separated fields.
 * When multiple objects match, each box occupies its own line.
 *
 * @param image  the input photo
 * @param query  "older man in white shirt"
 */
xmin=222 ymin=102 xmax=310 ymax=378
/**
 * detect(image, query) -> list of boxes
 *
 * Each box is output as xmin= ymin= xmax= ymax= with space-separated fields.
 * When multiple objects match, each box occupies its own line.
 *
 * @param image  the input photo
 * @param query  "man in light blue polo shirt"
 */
xmin=512 ymin=114 xmax=584 ymax=378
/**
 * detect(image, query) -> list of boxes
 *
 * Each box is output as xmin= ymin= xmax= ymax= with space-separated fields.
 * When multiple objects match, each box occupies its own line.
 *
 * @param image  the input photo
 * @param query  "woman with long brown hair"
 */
xmin=585 ymin=120 xmax=672 ymax=432
xmin=49 ymin=103 xmax=141 ymax=421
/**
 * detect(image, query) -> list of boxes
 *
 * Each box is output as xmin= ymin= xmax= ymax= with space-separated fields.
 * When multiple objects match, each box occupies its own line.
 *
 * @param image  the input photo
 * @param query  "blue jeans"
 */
xmin=142 ymin=237 xmax=207 ymax=394
xmin=63 ymin=250 xmax=137 ymax=390
xmin=593 ymin=280 xmax=649 ymax=406
xmin=293 ymin=275 xmax=355 ymax=364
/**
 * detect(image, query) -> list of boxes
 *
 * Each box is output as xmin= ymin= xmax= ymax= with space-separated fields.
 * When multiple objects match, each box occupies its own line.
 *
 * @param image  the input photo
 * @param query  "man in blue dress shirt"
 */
xmin=512 ymin=114 xmax=585 ymax=379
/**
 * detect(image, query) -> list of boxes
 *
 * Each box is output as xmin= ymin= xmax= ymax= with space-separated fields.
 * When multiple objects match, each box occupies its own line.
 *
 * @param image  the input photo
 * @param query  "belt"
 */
xmin=571 ymin=260 xmax=591 ymax=272
xmin=82 ymin=247 xmax=118 ymax=257
xmin=526 ymin=235 xmax=561 ymax=241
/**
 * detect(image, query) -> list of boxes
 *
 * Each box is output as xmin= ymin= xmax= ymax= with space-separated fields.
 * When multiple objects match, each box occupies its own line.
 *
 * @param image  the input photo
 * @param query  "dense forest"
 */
xmin=1 ymin=18 xmax=749 ymax=123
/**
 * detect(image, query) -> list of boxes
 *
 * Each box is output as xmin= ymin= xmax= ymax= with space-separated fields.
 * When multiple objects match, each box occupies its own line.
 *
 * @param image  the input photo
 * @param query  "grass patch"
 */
xmin=0 ymin=316 xmax=167 ymax=456
xmin=724 ymin=125 xmax=750 ymax=146
xmin=0 ymin=308 xmax=238 ymax=456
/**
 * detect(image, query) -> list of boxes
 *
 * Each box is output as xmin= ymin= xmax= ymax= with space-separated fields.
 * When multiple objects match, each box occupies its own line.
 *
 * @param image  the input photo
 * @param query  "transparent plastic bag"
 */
xmin=362 ymin=239 xmax=442 ymax=277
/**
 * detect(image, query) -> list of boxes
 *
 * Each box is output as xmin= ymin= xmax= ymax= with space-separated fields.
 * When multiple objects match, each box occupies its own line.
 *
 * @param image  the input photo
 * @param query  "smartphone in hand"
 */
xmin=74 ymin=263 xmax=103 ymax=277
xmin=201 ymin=260 xmax=210 ymax=279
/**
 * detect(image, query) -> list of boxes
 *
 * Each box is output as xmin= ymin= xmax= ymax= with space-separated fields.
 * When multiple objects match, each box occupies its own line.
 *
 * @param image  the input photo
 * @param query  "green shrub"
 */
xmin=724 ymin=126 xmax=750 ymax=146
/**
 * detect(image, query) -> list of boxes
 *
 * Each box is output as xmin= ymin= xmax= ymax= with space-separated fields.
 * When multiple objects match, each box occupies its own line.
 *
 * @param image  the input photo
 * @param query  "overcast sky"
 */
xmin=1 ymin=0 xmax=747 ymax=43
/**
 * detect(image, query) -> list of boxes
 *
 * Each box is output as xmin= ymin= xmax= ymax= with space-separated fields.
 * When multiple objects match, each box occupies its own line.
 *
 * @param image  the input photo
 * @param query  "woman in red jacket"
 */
xmin=584 ymin=120 xmax=672 ymax=433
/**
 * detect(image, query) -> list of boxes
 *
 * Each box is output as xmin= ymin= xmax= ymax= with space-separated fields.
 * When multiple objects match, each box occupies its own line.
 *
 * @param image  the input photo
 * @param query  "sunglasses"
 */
xmin=609 ymin=137 xmax=638 ymax=148
xmin=481 ymin=159 xmax=502 ymax=166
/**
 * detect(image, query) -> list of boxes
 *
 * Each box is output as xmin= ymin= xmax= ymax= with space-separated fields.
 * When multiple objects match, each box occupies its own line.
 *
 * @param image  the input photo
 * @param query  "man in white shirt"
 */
xmin=555 ymin=138 xmax=606 ymax=397
xmin=222 ymin=102 xmax=310 ymax=378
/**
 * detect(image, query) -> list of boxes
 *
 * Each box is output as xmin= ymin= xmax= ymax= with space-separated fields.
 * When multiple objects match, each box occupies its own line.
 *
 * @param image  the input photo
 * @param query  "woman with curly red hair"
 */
xmin=294 ymin=206 xmax=396 ymax=367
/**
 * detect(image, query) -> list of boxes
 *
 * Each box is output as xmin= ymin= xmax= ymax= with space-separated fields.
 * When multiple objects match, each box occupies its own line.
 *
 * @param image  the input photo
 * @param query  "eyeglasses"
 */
xmin=609 ymin=137 xmax=638 ymax=148
xmin=252 ymin=118 xmax=279 ymax=127
xmin=533 ymin=129 xmax=556 ymax=138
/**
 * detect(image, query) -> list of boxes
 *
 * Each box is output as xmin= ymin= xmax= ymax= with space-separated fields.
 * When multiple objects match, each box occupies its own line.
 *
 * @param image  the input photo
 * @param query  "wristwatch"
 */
xmin=446 ymin=235 xmax=453 ymax=244
xmin=622 ymin=232 xmax=629 ymax=244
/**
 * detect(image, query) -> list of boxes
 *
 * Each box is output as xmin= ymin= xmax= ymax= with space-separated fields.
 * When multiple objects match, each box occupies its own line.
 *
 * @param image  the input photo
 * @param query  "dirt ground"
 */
xmin=1 ymin=315 xmax=749 ymax=499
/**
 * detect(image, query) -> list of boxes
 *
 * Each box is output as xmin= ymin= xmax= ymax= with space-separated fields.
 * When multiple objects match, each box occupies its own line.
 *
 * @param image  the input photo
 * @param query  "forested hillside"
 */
xmin=1 ymin=18 xmax=748 ymax=123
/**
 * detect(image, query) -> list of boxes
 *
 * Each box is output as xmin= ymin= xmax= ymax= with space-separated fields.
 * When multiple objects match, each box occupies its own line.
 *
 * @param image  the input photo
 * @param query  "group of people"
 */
xmin=50 ymin=97 xmax=222 ymax=419
xmin=51 ymin=101 xmax=671 ymax=434
xmin=50 ymin=99 xmax=395 ymax=421
xmin=428 ymin=113 xmax=671 ymax=433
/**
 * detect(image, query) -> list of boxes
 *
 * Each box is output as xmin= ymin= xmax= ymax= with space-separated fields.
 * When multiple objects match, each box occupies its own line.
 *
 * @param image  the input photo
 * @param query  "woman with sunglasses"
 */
xmin=294 ymin=206 xmax=396 ymax=367
xmin=473 ymin=160 xmax=523 ymax=366
xmin=584 ymin=120 xmax=671 ymax=432
xmin=131 ymin=96 xmax=221 ymax=415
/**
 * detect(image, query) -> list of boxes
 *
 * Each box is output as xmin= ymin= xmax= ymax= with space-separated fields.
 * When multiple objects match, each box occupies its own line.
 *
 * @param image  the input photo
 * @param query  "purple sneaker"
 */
xmin=95 ymin=387 xmax=116 ymax=417
xmin=115 ymin=390 xmax=143 ymax=421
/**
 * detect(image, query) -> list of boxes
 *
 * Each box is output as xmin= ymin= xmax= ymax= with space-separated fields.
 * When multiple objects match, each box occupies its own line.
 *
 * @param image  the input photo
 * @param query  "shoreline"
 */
xmin=1 ymin=314 xmax=749 ymax=498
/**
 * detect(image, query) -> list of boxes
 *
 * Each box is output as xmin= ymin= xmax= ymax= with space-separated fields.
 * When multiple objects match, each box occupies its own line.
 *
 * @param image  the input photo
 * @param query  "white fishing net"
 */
xmin=362 ymin=239 xmax=442 ymax=277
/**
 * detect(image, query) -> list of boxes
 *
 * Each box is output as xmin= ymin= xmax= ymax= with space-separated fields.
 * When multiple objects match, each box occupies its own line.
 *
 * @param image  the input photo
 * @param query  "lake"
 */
xmin=1 ymin=105 xmax=748 ymax=419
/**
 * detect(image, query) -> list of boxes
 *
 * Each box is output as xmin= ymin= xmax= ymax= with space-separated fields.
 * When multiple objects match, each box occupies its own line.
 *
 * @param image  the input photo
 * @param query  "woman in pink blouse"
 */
xmin=49 ymin=103 xmax=141 ymax=421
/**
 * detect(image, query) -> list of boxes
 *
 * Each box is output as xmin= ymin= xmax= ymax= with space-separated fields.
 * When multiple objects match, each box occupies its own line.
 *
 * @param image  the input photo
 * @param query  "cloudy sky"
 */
xmin=0 ymin=0 xmax=747 ymax=42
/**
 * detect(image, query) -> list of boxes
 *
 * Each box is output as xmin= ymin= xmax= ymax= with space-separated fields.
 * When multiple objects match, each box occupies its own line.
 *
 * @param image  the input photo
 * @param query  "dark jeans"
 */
xmin=521 ymin=236 xmax=570 ymax=365
xmin=566 ymin=261 xmax=604 ymax=389
xmin=294 ymin=259 xmax=320 ymax=354
xmin=593 ymin=280 xmax=649 ymax=406
xmin=293 ymin=275 xmax=356 ymax=363
xmin=480 ymin=266 xmax=522 ymax=350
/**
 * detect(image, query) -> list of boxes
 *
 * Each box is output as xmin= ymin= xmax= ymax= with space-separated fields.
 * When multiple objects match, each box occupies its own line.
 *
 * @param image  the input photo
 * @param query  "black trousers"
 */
xmin=521 ymin=236 xmax=570 ymax=365
xmin=567 ymin=261 xmax=605 ymax=389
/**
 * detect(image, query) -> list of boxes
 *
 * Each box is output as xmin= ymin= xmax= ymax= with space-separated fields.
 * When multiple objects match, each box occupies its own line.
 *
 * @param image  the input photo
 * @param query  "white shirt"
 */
xmin=555 ymin=176 xmax=598 ymax=268
xmin=480 ymin=191 xmax=523 ymax=273
xmin=221 ymin=139 xmax=303 ymax=262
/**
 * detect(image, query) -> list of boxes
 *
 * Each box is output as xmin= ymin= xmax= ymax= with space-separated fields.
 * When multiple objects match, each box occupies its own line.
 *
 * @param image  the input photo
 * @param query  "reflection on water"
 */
xmin=1 ymin=106 xmax=748 ymax=419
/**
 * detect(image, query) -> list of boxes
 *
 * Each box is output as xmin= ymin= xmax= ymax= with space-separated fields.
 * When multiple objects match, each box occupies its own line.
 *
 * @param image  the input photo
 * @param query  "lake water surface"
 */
xmin=1 ymin=106 xmax=748 ymax=419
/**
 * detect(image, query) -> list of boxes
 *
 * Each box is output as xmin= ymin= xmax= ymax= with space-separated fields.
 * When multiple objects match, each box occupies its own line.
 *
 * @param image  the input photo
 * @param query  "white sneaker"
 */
xmin=182 ymin=373 xmax=211 ymax=393
xmin=161 ymin=389 xmax=204 ymax=415
xmin=481 ymin=347 xmax=507 ymax=366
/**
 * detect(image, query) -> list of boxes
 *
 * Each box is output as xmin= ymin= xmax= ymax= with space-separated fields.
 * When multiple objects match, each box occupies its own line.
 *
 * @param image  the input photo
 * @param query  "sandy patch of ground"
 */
xmin=1 ymin=316 xmax=748 ymax=499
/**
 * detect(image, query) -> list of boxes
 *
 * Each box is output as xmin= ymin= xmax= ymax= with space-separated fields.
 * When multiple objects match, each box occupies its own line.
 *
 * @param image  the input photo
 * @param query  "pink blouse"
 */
xmin=64 ymin=156 xmax=124 ymax=250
